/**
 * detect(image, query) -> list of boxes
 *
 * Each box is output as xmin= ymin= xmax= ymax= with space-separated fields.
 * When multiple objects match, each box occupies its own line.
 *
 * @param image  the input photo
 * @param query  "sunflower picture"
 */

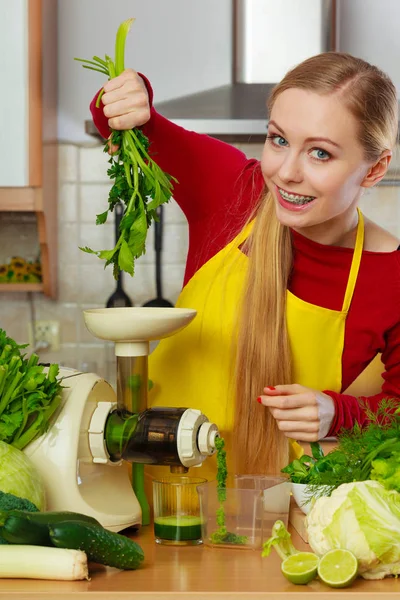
xmin=0 ymin=256 xmax=42 ymax=284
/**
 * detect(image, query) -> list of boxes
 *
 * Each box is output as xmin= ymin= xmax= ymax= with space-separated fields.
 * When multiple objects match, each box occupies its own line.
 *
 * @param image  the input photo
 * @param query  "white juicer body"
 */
xmin=24 ymin=367 xmax=141 ymax=532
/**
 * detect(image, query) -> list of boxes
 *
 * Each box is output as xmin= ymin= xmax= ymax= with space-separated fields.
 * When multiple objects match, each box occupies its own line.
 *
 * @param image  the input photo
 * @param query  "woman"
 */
xmin=90 ymin=52 xmax=400 ymax=480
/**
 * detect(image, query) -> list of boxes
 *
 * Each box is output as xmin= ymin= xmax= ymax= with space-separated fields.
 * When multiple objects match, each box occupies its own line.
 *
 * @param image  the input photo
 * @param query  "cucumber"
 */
xmin=49 ymin=521 xmax=144 ymax=570
xmin=0 ymin=511 xmax=100 ymax=546
xmin=14 ymin=510 xmax=100 ymax=525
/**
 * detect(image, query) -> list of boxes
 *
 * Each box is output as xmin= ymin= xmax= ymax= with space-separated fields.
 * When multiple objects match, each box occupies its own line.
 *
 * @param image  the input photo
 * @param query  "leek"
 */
xmin=0 ymin=546 xmax=89 ymax=580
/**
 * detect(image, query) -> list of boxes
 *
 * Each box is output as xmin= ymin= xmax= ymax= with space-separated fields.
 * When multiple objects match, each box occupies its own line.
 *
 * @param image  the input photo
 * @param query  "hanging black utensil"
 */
xmin=143 ymin=205 xmax=173 ymax=308
xmin=106 ymin=202 xmax=133 ymax=308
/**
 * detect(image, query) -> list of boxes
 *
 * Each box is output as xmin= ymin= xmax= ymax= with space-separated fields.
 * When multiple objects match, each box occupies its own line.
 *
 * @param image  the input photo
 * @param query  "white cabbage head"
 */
xmin=306 ymin=480 xmax=400 ymax=579
xmin=0 ymin=441 xmax=45 ymax=510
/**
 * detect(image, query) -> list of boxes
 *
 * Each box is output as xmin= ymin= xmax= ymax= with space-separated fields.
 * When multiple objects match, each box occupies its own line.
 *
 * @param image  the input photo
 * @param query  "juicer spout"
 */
xmin=170 ymin=465 xmax=189 ymax=474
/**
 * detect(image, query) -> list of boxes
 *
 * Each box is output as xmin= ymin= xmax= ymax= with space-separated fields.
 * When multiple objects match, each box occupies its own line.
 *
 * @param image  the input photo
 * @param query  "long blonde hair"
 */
xmin=234 ymin=52 xmax=398 ymax=475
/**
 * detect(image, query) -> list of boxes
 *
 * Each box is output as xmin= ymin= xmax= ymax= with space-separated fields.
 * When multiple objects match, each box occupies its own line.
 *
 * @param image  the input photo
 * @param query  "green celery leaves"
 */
xmin=76 ymin=19 xmax=177 ymax=279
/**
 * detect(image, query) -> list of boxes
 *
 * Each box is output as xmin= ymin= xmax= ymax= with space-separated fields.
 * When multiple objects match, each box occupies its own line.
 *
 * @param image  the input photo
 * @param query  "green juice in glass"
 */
xmin=154 ymin=515 xmax=203 ymax=542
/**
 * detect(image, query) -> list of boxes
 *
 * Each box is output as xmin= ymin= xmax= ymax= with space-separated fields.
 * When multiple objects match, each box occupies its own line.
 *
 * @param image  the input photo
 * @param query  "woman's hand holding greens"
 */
xmin=102 ymin=68 xmax=150 ymax=133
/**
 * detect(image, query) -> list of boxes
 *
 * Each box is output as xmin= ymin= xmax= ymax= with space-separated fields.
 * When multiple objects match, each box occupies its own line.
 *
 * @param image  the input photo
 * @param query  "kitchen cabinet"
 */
xmin=0 ymin=0 xmax=57 ymax=298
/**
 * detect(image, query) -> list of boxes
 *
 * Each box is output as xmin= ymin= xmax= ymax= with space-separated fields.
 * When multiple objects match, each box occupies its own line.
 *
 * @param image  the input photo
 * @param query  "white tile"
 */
xmin=162 ymin=223 xmax=189 ymax=264
xmin=122 ymin=263 xmax=154 ymax=307
xmin=58 ymin=183 xmax=78 ymax=223
xmin=33 ymin=300 xmax=79 ymax=344
xmin=163 ymin=201 xmax=188 ymax=225
xmin=78 ymin=223 xmax=114 ymax=265
xmin=79 ymin=184 xmax=111 ymax=222
xmin=122 ymin=263 xmax=185 ymax=307
xmin=58 ymin=265 xmax=79 ymax=303
xmin=79 ymin=146 xmax=110 ymax=183
xmin=78 ymin=344 xmax=108 ymax=378
xmin=161 ymin=264 xmax=186 ymax=303
xmin=34 ymin=345 xmax=81 ymax=371
xmin=58 ymin=145 xmax=79 ymax=182
xmin=79 ymin=263 xmax=116 ymax=305
xmin=0 ymin=302 xmax=31 ymax=344
xmin=58 ymin=223 xmax=80 ymax=266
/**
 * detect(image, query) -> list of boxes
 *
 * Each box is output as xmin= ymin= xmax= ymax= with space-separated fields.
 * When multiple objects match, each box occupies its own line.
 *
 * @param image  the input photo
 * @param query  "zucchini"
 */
xmin=49 ymin=520 xmax=145 ymax=570
xmin=1 ymin=516 xmax=49 ymax=546
xmin=0 ymin=510 xmax=100 ymax=546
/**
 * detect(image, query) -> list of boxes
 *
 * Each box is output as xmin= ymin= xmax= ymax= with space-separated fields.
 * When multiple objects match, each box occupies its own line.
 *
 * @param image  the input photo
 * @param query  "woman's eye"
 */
xmin=268 ymin=135 xmax=288 ymax=147
xmin=310 ymin=148 xmax=331 ymax=161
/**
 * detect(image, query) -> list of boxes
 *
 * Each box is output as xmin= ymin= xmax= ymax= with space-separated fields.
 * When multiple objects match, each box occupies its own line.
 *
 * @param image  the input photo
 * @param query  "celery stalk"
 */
xmin=114 ymin=18 xmax=135 ymax=76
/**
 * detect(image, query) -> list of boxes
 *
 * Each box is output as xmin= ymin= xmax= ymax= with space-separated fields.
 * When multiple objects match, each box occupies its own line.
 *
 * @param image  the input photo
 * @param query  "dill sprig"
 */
xmin=283 ymin=398 xmax=400 ymax=501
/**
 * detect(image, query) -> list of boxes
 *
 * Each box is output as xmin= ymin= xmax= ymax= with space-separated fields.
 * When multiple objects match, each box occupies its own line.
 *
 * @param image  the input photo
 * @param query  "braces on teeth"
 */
xmin=279 ymin=189 xmax=315 ymax=205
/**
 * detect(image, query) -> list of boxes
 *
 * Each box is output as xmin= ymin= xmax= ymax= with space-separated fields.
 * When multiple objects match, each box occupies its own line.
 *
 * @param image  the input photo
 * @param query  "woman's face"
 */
xmin=261 ymin=88 xmax=374 ymax=233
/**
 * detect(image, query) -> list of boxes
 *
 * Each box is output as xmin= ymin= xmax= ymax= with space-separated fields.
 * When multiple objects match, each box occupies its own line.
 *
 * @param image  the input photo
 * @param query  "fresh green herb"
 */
xmin=0 ymin=329 xmax=62 ymax=450
xmin=75 ymin=18 xmax=177 ymax=279
xmin=209 ymin=437 xmax=248 ymax=545
xmin=282 ymin=398 xmax=400 ymax=500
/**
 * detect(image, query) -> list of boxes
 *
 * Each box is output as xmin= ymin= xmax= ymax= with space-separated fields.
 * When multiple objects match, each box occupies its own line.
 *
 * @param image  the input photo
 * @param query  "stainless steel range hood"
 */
xmin=86 ymin=0 xmax=335 ymax=143
xmin=154 ymin=0 xmax=335 ymax=142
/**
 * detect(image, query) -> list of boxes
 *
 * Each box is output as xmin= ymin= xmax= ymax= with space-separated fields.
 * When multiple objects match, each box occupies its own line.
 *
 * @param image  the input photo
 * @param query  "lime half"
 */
xmin=281 ymin=552 xmax=319 ymax=585
xmin=317 ymin=549 xmax=358 ymax=588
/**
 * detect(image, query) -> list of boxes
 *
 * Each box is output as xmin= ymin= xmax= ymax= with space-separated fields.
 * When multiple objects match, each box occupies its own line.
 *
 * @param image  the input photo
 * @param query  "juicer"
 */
xmin=24 ymin=308 xmax=220 ymax=532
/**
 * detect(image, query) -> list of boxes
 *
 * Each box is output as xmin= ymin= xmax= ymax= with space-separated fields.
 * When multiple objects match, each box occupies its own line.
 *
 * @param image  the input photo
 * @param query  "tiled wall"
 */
xmin=0 ymin=141 xmax=399 ymax=385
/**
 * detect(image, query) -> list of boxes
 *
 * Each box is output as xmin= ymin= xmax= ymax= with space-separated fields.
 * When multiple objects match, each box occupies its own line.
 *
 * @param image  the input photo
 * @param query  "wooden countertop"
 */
xmin=1 ymin=523 xmax=400 ymax=600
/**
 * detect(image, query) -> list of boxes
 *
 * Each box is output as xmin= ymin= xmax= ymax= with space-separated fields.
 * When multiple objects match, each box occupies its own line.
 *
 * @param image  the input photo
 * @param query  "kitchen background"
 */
xmin=1 ymin=0 xmax=400 ymax=386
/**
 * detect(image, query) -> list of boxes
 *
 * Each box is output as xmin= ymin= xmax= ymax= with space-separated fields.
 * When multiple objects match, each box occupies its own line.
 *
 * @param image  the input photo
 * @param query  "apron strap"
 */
xmin=342 ymin=208 xmax=364 ymax=313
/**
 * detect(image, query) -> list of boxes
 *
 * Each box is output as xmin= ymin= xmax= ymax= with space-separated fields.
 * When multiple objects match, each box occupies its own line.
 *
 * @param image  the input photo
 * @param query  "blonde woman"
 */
xmin=90 ymin=52 xmax=400 ymax=479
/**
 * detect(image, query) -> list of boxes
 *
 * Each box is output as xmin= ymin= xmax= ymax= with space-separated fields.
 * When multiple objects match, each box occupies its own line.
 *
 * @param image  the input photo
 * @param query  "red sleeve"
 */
xmin=89 ymin=76 xmax=257 ymax=225
xmin=326 ymin=317 xmax=400 ymax=434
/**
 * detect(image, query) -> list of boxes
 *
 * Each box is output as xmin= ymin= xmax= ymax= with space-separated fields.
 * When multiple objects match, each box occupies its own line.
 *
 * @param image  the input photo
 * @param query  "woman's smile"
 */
xmin=275 ymin=185 xmax=316 ymax=211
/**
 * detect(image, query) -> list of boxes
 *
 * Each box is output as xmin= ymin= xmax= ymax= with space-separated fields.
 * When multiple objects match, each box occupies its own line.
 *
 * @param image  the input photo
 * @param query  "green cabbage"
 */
xmin=306 ymin=480 xmax=400 ymax=579
xmin=0 ymin=441 xmax=45 ymax=510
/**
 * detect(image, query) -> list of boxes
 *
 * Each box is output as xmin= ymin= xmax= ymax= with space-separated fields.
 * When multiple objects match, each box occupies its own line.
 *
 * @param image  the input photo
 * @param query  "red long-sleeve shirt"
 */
xmin=90 ymin=80 xmax=400 ymax=436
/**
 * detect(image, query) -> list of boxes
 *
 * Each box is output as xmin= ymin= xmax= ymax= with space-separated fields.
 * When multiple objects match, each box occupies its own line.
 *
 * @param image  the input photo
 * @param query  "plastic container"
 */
xmin=235 ymin=475 xmax=291 ymax=536
xmin=197 ymin=481 xmax=263 ymax=549
xmin=152 ymin=475 xmax=207 ymax=546
xmin=197 ymin=476 xmax=291 ymax=550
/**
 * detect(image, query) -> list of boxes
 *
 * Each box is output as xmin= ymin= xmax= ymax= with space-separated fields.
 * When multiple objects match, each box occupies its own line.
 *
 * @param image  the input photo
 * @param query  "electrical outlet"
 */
xmin=28 ymin=320 xmax=60 ymax=352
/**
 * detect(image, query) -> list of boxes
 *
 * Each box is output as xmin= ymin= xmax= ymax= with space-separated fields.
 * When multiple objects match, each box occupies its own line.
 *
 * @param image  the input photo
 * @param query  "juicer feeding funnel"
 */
xmin=83 ymin=307 xmax=197 ymax=356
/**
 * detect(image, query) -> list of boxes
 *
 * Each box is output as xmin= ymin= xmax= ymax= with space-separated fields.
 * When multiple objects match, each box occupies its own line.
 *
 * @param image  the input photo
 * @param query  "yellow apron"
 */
xmin=147 ymin=209 xmax=383 ymax=485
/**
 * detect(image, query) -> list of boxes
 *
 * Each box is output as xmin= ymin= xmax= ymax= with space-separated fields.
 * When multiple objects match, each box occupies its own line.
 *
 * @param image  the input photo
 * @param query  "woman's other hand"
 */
xmin=258 ymin=384 xmax=335 ymax=441
xmin=101 ymin=68 xmax=151 ymax=133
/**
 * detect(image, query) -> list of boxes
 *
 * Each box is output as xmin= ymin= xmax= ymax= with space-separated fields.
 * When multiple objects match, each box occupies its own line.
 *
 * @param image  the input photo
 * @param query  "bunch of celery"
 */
xmin=0 ymin=329 xmax=62 ymax=450
xmin=76 ymin=18 xmax=176 ymax=279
